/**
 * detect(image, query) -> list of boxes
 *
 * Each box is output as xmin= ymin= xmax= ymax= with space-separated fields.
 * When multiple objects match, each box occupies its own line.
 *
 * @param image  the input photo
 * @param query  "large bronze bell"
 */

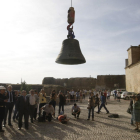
xmin=55 ymin=39 xmax=86 ymax=65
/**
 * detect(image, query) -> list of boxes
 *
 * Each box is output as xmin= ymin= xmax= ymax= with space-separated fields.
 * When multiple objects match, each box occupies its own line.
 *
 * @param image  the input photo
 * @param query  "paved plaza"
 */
xmin=0 ymin=96 xmax=140 ymax=140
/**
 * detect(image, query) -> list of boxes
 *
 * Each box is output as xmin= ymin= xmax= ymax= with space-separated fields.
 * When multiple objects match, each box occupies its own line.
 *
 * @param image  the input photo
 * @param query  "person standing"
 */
xmin=79 ymin=90 xmax=83 ymax=103
xmin=58 ymin=91 xmax=65 ymax=114
xmin=114 ymin=90 xmax=117 ymax=100
xmin=66 ymin=91 xmax=70 ymax=105
xmin=38 ymin=89 xmax=47 ymax=117
xmin=107 ymin=90 xmax=110 ymax=100
xmin=13 ymin=90 xmax=20 ymax=121
xmin=96 ymin=92 xmax=109 ymax=114
xmin=34 ymin=90 xmax=39 ymax=120
xmin=93 ymin=90 xmax=97 ymax=96
xmin=130 ymin=97 xmax=134 ymax=125
xmin=27 ymin=89 xmax=38 ymax=123
xmin=50 ymin=90 xmax=57 ymax=117
xmin=104 ymin=90 xmax=107 ymax=104
xmin=17 ymin=90 xmax=30 ymax=130
xmin=70 ymin=89 xmax=74 ymax=102
xmin=3 ymin=85 xmax=15 ymax=127
xmin=133 ymin=95 xmax=140 ymax=132
xmin=95 ymin=94 xmax=100 ymax=111
xmin=0 ymin=86 xmax=8 ymax=132
xmin=82 ymin=89 xmax=85 ymax=100
xmin=117 ymin=91 xmax=121 ymax=102
xmin=87 ymin=92 xmax=95 ymax=121
xmin=76 ymin=90 xmax=79 ymax=101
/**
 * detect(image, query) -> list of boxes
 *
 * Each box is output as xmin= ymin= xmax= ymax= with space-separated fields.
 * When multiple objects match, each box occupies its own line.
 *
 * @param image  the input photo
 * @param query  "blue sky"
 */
xmin=0 ymin=0 xmax=140 ymax=84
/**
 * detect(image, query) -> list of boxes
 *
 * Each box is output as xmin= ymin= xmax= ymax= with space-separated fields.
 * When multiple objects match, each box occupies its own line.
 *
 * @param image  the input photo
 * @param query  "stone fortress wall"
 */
xmin=0 ymin=75 xmax=126 ymax=94
xmin=125 ymin=45 xmax=140 ymax=93
xmin=42 ymin=75 xmax=126 ymax=91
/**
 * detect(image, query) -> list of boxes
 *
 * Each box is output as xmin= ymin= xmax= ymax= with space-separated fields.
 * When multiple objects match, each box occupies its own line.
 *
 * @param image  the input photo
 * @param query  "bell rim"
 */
xmin=55 ymin=58 xmax=86 ymax=65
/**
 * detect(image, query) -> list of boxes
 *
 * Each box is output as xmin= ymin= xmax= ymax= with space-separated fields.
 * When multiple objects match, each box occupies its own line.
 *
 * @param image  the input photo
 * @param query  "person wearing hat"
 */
xmin=0 ymin=86 xmax=8 ymax=132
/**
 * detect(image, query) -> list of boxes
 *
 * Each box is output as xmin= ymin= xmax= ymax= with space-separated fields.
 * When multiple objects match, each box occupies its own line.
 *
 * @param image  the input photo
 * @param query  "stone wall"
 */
xmin=42 ymin=77 xmax=96 ymax=90
xmin=42 ymin=75 xmax=125 ymax=91
xmin=0 ymin=75 xmax=126 ymax=92
xmin=96 ymin=75 xmax=126 ymax=90
xmin=125 ymin=62 xmax=140 ymax=93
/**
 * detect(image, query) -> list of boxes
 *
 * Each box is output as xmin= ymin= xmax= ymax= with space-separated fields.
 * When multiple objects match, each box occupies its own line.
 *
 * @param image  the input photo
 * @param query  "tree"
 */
xmin=20 ymin=81 xmax=31 ymax=94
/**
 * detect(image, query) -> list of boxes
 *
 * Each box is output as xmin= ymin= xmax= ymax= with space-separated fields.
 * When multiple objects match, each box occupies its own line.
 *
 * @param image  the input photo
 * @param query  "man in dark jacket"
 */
xmin=95 ymin=94 xmax=100 ymax=110
xmin=58 ymin=91 xmax=65 ymax=114
xmin=96 ymin=92 xmax=109 ymax=114
xmin=0 ymin=86 xmax=8 ymax=132
xmin=17 ymin=90 xmax=30 ymax=130
xmin=3 ymin=85 xmax=15 ymax=127
xmin=13 ymin=90 xmax=20 ymax=121
xmin=87 ymin=92 xmax=95 ymax=121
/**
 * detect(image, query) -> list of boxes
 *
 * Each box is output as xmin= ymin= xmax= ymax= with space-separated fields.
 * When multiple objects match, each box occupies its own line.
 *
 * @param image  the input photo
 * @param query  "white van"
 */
xmin=111 ymin=89 xmax=126 ymax=96
xmin=121 ymin=92 xmax=137 ymax=100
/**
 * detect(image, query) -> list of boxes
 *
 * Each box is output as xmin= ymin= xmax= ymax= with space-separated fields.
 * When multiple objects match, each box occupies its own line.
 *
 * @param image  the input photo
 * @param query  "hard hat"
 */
xmin=0 ymin=86 xmax=6 ymax=90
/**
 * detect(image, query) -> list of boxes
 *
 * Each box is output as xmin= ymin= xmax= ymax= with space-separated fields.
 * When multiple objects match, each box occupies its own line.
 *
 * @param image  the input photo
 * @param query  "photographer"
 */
xmin=39 ymin=89 xmax=47 ymax=117
xmin=40 ymin=102 xmax=54 ymax=122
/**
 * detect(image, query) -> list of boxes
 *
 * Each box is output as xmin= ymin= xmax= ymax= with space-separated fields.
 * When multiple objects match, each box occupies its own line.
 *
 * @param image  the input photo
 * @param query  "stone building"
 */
xmin=96 ymin=75 xmax=125 ymax=90
xmin=125 ymin=45 xmax=140 ymax=93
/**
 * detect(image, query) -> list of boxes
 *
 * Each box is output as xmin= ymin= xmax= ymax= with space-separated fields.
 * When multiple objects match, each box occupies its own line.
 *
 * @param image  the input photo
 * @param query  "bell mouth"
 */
xmin=55 ymin=39 xmax=86 ymax=65
xmin=55 ymin=59 xmax=86 ymax=65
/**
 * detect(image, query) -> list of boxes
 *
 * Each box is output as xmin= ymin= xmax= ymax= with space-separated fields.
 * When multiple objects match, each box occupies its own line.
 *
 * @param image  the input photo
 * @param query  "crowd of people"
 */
xmin=0 ymin=85 xmax=139 ymax=133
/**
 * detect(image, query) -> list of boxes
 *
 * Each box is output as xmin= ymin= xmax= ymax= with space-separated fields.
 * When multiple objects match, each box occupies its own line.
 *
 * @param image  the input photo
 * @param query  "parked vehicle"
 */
xmin=111 ymin=90 xmax=116 ymax=96
xmin=121 ymin=92 xmax=137 ymax=100
xmin=111 ymin=89 xmax=126 ymax=96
